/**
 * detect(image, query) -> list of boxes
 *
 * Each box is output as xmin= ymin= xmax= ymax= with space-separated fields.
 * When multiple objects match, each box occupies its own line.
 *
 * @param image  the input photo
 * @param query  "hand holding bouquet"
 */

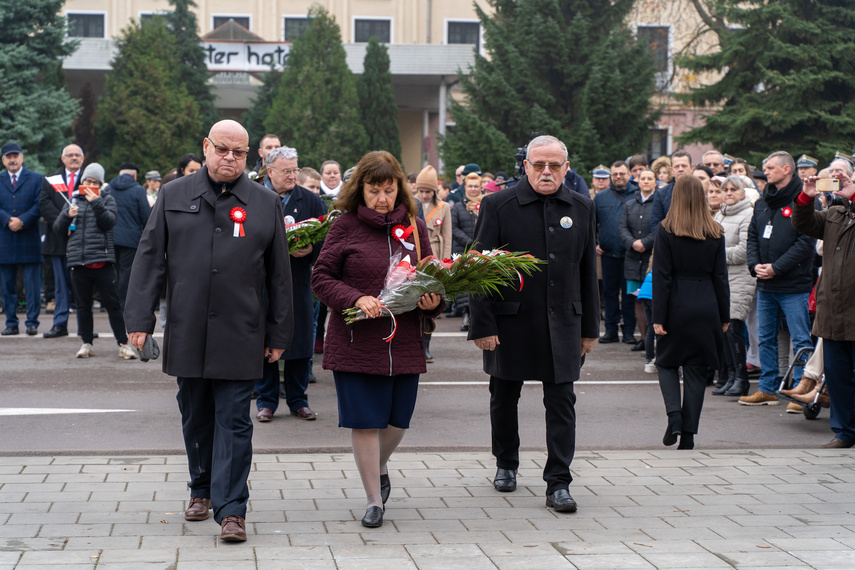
xmin=286 ymin=210 xmax=341 ymax=253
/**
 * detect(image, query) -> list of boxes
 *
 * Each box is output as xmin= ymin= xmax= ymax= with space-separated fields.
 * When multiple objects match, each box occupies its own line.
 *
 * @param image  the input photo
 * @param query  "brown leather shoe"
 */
xmin=821 ymin=437 xmax=853 ymax=449
xmin=184 ymin=497 xmax=212 ymax=521
xmin=256 ymin=407 xmax=273 ymax=422
xmin=220 ymin=515 xmax=247 ymax=541
xmin=780 ymin=377 xmax=816 ymax=397
xmin=291 ymin=406 xmax=317 ymax=420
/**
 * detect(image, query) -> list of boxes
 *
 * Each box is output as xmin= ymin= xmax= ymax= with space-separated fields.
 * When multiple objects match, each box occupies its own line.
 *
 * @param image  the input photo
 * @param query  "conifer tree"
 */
xmin=166 ymin=0 xmax=218 ymax=135
xmin=0 ymin=0 xmax=80 ymax=172
xmin=439 ymin=0 xmax=658 ymax=179
xmin=265 ymin=6 xmax=368 ymax=169
xmin=678 ymin=0 xmax=855 ymax=165
xmin=72 ymin=82 xmax=99 ymax=163
xmin=358 ymin=37 xmax=402 ymax=161
xmin=96 ymin=18 xmax=201 ymax=174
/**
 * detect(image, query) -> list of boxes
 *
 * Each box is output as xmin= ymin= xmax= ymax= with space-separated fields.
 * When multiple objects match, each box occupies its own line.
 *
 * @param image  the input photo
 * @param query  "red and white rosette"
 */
xmin=434 ymin=218 xmax=442 ymax=226
xmin=230 ymin=207 xmax=247 ymax=237
xmin=391 ymin=224 xmax=415 ymax=251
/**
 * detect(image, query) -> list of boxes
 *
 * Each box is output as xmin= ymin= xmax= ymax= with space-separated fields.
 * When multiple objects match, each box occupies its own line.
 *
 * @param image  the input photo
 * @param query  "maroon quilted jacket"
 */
xmin=312 ymin=203 xmax=443 ymax=376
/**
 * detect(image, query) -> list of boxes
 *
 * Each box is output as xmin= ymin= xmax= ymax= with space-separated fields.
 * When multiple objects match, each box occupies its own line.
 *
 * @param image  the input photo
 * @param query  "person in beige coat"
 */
xmin=712 ymin=175 xmax=755 ymax=397
xmin=414 ymin=165 xmax=451 ymax=362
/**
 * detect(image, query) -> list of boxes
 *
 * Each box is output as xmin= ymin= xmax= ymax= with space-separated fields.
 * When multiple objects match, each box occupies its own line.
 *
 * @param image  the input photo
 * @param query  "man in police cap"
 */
xmin=469 ymin=134 xmax=599 ymax=514
xmin=796 ymin=155 xmax=818 ymax=181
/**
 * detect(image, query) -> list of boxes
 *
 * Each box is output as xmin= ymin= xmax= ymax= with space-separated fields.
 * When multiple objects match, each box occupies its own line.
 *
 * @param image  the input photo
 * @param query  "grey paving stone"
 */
xmin=64 ymin=536 xmax=142 ymax=549
xmin=333 ymin=559 xmax=416 ymax=570
xmin=491 ymin=556 xmax=574 ymax=569
xmin=362 ymin=532 xmax=439 ymax=546
xmin=0 ymin=525 xmax=38 ymax=538
xmin=406 ymin=555 xmax=497 ymax=570
xmin=789 ymin=549 xmax=855 ymax=567
xmin=638 ymin=551 xmax=732 ymax=568
xmin=37 ymin=523 xmax=113 ymax=537
xmin=18 ymin=549 xmax=105 ymax=564
xmin=563 ymin=552 xmax=655 ymax=568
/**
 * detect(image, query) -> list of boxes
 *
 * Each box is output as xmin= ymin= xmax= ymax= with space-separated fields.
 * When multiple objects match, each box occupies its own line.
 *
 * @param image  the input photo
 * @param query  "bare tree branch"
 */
xmin=689 ymin=0 xmax=730 ymax=39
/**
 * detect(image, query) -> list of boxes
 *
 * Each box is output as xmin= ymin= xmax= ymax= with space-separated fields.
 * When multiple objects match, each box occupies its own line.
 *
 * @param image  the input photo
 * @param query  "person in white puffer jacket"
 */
xmin=712 ymin=175 xmax=756 ymax=396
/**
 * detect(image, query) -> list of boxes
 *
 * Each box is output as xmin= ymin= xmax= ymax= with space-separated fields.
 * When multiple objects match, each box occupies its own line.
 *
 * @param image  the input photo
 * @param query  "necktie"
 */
xmin=11 ymin=174 xmax=16 ymax=189
xmin=68 ymin=172 xmax=75 ymax=197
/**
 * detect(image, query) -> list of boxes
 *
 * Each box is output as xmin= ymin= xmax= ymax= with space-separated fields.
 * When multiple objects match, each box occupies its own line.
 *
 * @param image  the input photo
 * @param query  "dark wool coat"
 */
xmin=747 ymin=176 xmax=815 ymax=294
xmin=793 ymin=198 xmax=855 ymax=341
xmin=468 ymin=176 xmax=600 ymax=384
xmin=618 ymin=190 xmax=655 ymax=282
xmin=311 ymin=203 xmax=442 ymax=376
xmin=280 ymin=184 xmax=327 ymax=360
xmin=40 ymin=169 xmax=79 ymax=256
xmin=649 ymin=180 xmax=675 ymax=233
xmin=54 ymin=189 xmax=118 ymax=267
xmin=108 ymin=174 xmax=151 ymax=248
xmin=123 ymin=166 xmax=293 ymax=380
xmin=0 ymin=167 xmax=43 ymax=264
xmin=652 ymin=226 xmax=730 ymax=368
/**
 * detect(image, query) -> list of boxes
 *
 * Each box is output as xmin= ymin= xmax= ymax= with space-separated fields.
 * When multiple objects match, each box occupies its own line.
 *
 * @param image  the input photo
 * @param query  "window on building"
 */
xmin=354 ymin=19 xmax=390 ymax=43
xmin=67 ymin=13 xmax=105 ymax=38
xmin=140 ymin=13 xmax=167 ymax=27
xmin=647 ymin=128 xmax=669 ymax=161
xmin=213 ymin=16 xmax=251 ymax=31
xmin=284 ymin=17 xmax=310 ymax=41
xmin=447 ymin=21 xmax=480 ymax=51
xmin=636 ymin=26 xmax=669 ymax=74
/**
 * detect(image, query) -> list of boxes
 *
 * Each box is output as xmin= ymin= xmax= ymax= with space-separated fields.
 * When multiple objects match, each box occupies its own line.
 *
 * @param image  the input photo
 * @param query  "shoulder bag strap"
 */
xmin=409 ymin=215 xmax=421 ymax=261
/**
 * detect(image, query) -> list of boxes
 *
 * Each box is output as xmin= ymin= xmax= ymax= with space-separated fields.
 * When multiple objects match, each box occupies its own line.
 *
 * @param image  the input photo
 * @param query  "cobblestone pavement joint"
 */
xmin=2 ymin=450 xmax=855 ymax=569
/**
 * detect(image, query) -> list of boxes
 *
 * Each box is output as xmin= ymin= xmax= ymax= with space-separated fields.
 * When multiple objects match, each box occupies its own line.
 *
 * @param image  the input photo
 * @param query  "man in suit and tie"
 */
xmin=39 ymin=144 xmax=84 ymax=338
xmin=254 ymin=145 xmax=327 ymax=422
xmin=0 ymin=142 xmax=44 ymax=335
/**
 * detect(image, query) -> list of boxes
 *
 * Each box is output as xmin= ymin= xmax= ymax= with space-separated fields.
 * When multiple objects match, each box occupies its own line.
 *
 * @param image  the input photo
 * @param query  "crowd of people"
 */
xmin=4 ymin=122 xmax=855 ymax=542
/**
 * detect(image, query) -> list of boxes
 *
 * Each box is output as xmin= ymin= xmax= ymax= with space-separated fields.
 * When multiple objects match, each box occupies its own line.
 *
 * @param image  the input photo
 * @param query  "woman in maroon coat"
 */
xmin=312 ymin=151 xmax=442 ymax=528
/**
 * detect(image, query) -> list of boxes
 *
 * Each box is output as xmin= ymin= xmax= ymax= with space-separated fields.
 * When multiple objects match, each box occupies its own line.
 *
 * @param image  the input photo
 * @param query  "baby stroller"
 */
xmin=776 ymin=346 xmax=828 ymax=420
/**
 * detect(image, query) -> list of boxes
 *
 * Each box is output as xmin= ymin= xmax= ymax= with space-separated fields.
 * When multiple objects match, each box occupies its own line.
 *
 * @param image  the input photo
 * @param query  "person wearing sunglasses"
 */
xmin=124 ymin=120 xmax=294 ymax=543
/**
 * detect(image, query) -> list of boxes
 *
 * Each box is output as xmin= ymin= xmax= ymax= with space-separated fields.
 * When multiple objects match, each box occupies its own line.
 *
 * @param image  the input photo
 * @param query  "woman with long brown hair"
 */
xmin=653 ymin=175 xmax=730 ymax=450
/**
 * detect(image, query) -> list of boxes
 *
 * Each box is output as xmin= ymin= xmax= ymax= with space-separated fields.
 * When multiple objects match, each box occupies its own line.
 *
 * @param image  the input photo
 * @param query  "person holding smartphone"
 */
xmin=54 ymin=163 xmax=135 ymax=359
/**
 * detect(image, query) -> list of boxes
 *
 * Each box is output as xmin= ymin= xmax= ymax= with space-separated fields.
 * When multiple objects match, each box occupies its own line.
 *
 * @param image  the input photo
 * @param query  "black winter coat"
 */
xmin=746 ymin=176 xmax=815 ymax=294
xmin=54 ymin=189 xmax=118 ymax=267
xmin=280 ymin=184 xmax=326 ymax=360
xmin=123 ymin=166 xmax=293 ymax=380
xmin=653 ymin=226 xmax=730 ymax=368
xmin=451 ymin=198 xmax=479 ymax=252
xmin=108 ymin=174 xmax=151 ymax=248
xmin=618 ymin=190 xmax=655 ymax=282
xmin=468 ymin=176 xmax=600 ymax=384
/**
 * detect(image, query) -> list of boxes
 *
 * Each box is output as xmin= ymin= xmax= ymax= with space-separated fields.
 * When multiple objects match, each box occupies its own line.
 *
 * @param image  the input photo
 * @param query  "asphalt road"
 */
xmin=0 ymin=311 xmax=832 ymax=455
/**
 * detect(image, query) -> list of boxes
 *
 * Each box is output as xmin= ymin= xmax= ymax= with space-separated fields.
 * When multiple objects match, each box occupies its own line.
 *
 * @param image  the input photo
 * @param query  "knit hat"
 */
xmin=81 ymin=163 xmax=106 ymax=185
xmin=462 ymin=163 xmax=481 ymax=176
xmin=414 ymin=165 xmax=438 ymax=191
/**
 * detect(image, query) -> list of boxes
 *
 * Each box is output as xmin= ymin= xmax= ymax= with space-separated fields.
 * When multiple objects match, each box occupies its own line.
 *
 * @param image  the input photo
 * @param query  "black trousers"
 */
xmin=69 ymin=264 xmax=127 ymax=345
xmin=176 ymin=377 xmax=254 ymax=524
xmin=113 ymin=245 xmax=137 ymax=310
xmin=657 ymin=365 xmax=707 ymax=434
xmin=489 ymin=376 xmax=576 ymax=494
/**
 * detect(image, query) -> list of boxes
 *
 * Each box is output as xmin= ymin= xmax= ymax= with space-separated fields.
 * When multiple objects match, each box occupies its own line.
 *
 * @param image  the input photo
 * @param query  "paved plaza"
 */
xmin=2 ymin=449 xmax=855 ymax=569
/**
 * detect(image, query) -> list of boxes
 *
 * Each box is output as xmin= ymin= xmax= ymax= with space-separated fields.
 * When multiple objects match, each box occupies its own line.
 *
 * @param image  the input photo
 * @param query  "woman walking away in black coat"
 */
xmin=653 ymin=175 xmax=730 ymax=450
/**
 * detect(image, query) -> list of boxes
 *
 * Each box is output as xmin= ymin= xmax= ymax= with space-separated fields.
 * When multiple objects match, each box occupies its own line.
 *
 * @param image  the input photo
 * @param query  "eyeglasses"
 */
xmin=704 ymin=162 xmax=723 ymax=169
xmin=206 ymin=138 xmax=249 ymax=160
xmin=269 ymin=166 xmax=301 ymax=176
xmin=528 ymin=162 xmax=565 ymax=172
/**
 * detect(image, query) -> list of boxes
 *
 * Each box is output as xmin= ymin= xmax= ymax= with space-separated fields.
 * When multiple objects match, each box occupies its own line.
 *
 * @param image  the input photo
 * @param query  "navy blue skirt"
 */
xmin=333 ymin=371 xmax=419 ymax=429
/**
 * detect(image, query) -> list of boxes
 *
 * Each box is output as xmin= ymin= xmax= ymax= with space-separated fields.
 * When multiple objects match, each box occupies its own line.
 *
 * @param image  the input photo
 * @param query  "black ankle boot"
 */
xmin=663 ymin=412 xmax=682 ymax=446
xmin=425 ymin=334 xmax=433 ymax=363
xmin=724 ymin=367 xmax=749 ymax=396
xmin=712 ymin=368 xmax=736 ymax=395
xmin=678 ymin=432 xmax=694 ymax=449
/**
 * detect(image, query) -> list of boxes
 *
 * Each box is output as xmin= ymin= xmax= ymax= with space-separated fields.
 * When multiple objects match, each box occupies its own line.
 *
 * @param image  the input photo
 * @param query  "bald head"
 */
xmin=203 ymin=120 xmax=250 ymax=183
xmin=61 ymin=144 xmax=84 ymax=172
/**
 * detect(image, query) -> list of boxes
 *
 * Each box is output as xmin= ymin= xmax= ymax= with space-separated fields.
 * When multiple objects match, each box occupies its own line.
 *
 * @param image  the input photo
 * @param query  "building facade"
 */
xmin=61 ymin=0 xmax=716 ymax=174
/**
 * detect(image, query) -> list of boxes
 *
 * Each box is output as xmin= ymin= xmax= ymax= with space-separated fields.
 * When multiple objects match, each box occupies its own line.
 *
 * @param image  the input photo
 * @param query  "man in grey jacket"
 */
xmin=124 ymin=120 xmax=293 ymax=543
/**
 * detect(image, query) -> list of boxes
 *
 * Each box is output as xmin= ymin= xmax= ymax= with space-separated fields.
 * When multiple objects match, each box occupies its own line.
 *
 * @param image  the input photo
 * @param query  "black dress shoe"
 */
xmin=622 ymin=335 xmax=637 ymax=344
xmin=493 ymin=468 xmax=517 ymax=492
xmin=380 ymin=473 xmax=391 ymax=504
xmin=598 ymin=333 xmax=619 ymax=344
xmin=26 ymin=325 xmax=38 ymax=336
xmin=546 ymin=489 xmax=577 ymax=513
xmin=663 ymin=413 xmax=682 ymax=446
xmin=361 ymin=505 xmax=384 ymax=528
xmin=43 ymin=325 xmax=68 ymax=338
xmin=1 ymin=326 xmax=19 ymax=336
xmin=631 ymin=340 xmax=645 ymax=351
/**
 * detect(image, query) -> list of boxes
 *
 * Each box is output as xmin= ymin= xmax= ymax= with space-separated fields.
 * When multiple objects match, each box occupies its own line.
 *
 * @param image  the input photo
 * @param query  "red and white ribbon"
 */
xmin=230 ymin=207 xmax=247 ymax=237
xmin=391 ymin=224 xmax=415 ymax=251
xmin=380 ymin=304 xmax=397 ymax=343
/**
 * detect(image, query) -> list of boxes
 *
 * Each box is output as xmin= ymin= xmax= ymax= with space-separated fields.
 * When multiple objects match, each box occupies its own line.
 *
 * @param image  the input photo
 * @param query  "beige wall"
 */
xmin=398 ymin=110 xmax=423 ymax=174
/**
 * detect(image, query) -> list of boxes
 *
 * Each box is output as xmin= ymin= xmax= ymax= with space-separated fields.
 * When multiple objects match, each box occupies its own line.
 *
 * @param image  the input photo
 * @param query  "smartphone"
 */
xmin=816 ymin=178 xmax=839 ymax=192
xmin=79 ymin=184 xmax=101 ymax=196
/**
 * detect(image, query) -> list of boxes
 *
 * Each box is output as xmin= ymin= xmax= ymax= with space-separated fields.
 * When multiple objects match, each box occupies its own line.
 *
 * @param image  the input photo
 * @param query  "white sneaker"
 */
xmin=644 ymin=359 xmax=657 ymax=374
xmin=76 ymin=343 xmax=94 ymax=358
xmin=118 ymin=344 xmax=138 ymax=360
